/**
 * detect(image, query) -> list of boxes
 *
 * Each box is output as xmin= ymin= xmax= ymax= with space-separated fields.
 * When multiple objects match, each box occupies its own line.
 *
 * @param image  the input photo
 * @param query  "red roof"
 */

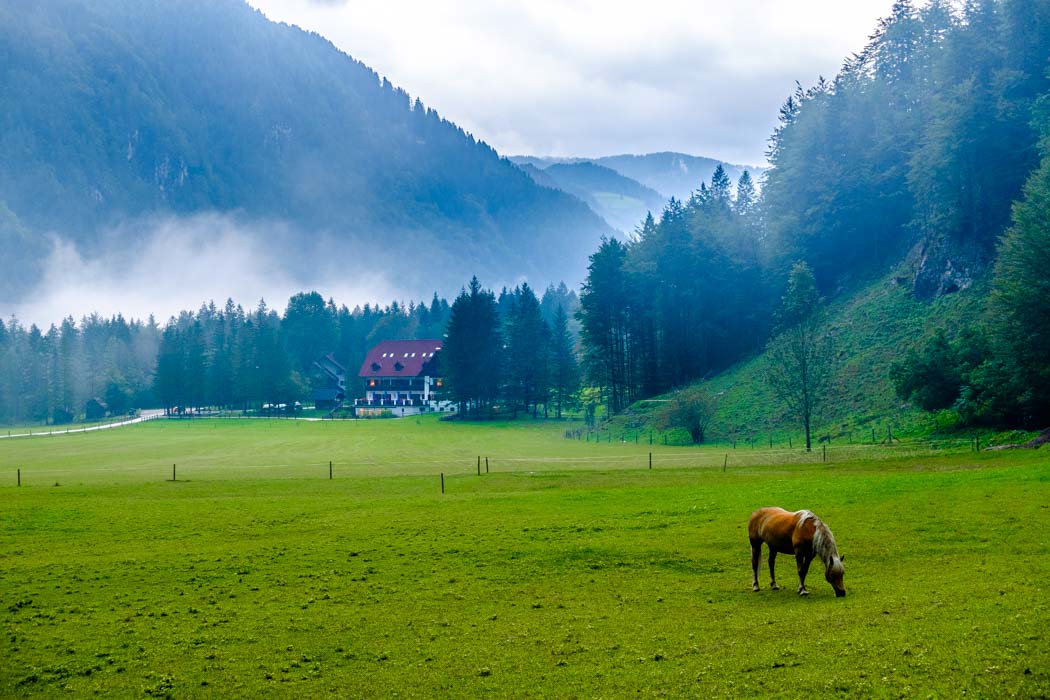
xmin=359 ymin=339 xmax=443 ymax=378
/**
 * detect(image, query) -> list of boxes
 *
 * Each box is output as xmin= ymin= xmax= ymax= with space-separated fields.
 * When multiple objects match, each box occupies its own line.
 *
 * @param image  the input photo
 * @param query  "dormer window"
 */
xmin=371 ymin=362 xmax=381 ymax=371
xmin=394 ymin=362 xmax=404 ymax=371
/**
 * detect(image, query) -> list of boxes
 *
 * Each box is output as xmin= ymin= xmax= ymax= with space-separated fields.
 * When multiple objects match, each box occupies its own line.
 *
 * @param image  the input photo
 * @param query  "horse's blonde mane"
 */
xmin=798 ymin=511 xmax=844 ymax=574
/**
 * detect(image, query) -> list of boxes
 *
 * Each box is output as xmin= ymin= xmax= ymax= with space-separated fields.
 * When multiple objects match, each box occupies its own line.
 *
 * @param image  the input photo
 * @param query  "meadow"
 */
xmin=1 ymin=417 xmax=1047 ymax=697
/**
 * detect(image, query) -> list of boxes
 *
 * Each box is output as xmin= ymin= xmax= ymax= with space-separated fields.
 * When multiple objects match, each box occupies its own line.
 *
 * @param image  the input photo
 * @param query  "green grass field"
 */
xmin=2 ymin=417 xmax=1048 ymax=697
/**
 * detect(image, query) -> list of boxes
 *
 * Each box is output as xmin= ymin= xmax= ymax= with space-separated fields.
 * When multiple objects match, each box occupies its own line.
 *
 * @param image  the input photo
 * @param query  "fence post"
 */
xmin=329 ymin=461 xmax=332 ymax=480
xmin=477 ymin=456 xmax=481 ymax=476
xmin=441 ymin=472 xmax=445 ymax=494
xmin=723 ymin=454 xmax=728 ymax=472
xmin=172 ymin=463 xmax=176 ymax=481
xmin=649 ymin=452 xmax=652 ymax=470
xmin=17 ymin=468 xmax=20 ymax=487
xmin=485 ymin=457 xmax=489 ymax=474
xmin=769 ymin=437 xmax=773 ymax=449
xmin=823 ymin=445 xmax=827 ymax=462
xmin=789 ymin=437 xmax=792 ymax=449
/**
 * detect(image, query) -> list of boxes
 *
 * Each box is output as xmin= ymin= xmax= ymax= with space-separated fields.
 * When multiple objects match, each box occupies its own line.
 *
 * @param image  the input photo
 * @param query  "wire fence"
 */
xmin=2 ymin=428 xmax=988 ymax=490
xmin=0 ymin=412 xmax=165 ymax=440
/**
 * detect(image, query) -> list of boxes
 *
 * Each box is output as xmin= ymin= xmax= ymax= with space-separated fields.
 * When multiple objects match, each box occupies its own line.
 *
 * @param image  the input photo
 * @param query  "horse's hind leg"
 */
xmin=768 ymin=550 xmax=780 ymax=590
xmin=750 ymin=540 xmax=762 ymax=592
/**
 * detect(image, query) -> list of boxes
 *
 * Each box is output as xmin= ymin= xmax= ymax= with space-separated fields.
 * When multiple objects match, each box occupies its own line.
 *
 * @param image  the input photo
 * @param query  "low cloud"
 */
xmin=10 ymin=214 xmax=399 ymax=328
xmin=248 ymin=0 xmax=897 ymax=165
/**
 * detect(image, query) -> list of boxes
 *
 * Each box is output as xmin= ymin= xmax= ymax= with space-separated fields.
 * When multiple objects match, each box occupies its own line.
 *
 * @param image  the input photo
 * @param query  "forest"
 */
xmin=2 ymin=0 xmax=1049 ymax=431
xmin=0 ymin=284 xmax=579 ymax=424
xmin=574 ymin=0 xmax=1050 ymax=429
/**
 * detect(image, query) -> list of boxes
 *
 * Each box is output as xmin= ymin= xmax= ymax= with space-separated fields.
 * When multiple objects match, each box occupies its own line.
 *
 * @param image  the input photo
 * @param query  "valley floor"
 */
xmin=1 ymin=417 xmax=1047 ymax=697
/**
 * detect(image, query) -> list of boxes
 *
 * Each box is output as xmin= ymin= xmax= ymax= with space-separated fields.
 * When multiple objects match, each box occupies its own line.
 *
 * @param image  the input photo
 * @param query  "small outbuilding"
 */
xmin=312 ymin=387 xmax=343 ymax=411
xmin=84 ymin=398 xmax=109 ymax=421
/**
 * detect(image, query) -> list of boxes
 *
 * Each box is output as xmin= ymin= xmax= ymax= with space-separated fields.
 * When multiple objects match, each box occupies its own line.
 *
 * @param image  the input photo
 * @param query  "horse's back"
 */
xmin=748 ymin=507 xmax=798 ymax=550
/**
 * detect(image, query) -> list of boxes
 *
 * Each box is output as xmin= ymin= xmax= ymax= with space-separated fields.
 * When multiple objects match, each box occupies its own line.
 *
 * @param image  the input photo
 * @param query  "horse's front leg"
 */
xmin=795 ymin=550 xmax=812 ymax=596
xmin=750 ymin=540 xmax=762 ymax=592
xmin=768 ymin=550 xmax=780 ymax=590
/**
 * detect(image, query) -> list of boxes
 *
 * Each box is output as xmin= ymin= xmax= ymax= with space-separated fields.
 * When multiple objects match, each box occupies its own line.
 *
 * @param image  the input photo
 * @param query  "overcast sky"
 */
xmin=247 ymin=0 xmax=897 ymax=165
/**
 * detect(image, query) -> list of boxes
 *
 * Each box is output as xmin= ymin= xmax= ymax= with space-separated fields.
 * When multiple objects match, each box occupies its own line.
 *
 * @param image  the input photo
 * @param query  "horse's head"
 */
xmin=826 ymin=555 xmax=846 ymax=597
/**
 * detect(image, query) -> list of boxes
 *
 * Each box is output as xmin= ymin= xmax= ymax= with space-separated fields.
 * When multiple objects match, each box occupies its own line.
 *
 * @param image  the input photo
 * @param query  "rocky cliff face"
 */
xmin=908 ymin=233 xmax=994 ymax=301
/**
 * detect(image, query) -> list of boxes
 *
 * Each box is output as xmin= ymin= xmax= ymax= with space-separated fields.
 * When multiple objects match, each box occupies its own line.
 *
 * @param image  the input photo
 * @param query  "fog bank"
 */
xmin=8 ymin=214 xmax=401 ymax=327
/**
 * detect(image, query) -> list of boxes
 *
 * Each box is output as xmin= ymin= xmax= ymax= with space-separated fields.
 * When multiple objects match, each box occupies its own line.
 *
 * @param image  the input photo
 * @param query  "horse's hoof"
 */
xmin=770 ymin=584 xmax=780 ymax=591
xmin=752 ymin=585 xmax=760 ymax=592
xmin=798 ymin=589 xmax=809 ymax=597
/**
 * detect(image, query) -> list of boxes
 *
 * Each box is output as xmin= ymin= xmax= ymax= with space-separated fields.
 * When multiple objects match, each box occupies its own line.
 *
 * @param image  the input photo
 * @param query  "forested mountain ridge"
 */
xmin=762 ymin=0 xmax=1050 ymax=299
xmin=0 ymin=0 xmax=611 ymax=303
xmin=511 ymin=153 xmax=762 ymax=204
xmin=575 ymin=0 xmax=1050 ymax=432
xmin=516 ymin=161 xmax=666 ymax=233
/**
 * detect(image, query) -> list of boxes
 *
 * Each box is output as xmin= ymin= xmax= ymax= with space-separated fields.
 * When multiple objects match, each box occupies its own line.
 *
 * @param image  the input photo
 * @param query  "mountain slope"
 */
xmin=606 ymin=266 xmax=990 ymax=444
xmin=0 ymin=0 xmax=611 ymax=304
xmin=595 ymin=153 xmax=761 ymax=203
xmin=517 ymin=161 xmax=665 ymax=233
xmin=512 ymin=153 xmax=764 ymax=204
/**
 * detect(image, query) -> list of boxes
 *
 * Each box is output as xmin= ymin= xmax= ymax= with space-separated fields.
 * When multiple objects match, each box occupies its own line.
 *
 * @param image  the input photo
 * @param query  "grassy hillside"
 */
xmin=1 ymin=418 xmax=1047 ymax=697
xmin=609 ymin=269 xmax=992 ymax=445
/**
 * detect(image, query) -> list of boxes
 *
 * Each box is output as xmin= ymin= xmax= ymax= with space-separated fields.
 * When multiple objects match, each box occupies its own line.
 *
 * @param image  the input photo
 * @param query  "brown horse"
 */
xmin=748 ymin=507 xmax=846 ymax=597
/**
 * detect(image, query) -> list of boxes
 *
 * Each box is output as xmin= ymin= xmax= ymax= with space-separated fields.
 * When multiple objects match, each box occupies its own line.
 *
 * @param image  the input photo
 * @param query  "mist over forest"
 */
xmin=0 ymin=0 xmax=613 ymax=320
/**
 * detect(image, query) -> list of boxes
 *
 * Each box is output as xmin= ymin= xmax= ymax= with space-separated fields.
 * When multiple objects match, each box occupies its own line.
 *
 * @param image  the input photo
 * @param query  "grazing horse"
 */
xmin=748 ymin=507 xmax=846 ymax=597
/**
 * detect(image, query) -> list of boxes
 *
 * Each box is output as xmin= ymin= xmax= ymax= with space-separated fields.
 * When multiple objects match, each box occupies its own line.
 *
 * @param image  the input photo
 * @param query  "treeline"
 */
xmin=575 ymin=0 xmax=1050 ymax=428
xmin=154 ymin=282 xmax=579 ymax=416
xmin=0 ymin=282 xmax=579 ymax=425
xmin=577 ymin=167 xmax=764 ymax=413
xmin=442 ymin=279 xmax=580 ymax=418
xmin=0 ymin=314 xmax=159 ymax=424
xmin=153 ymin=294 xmax=453 ymax=413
